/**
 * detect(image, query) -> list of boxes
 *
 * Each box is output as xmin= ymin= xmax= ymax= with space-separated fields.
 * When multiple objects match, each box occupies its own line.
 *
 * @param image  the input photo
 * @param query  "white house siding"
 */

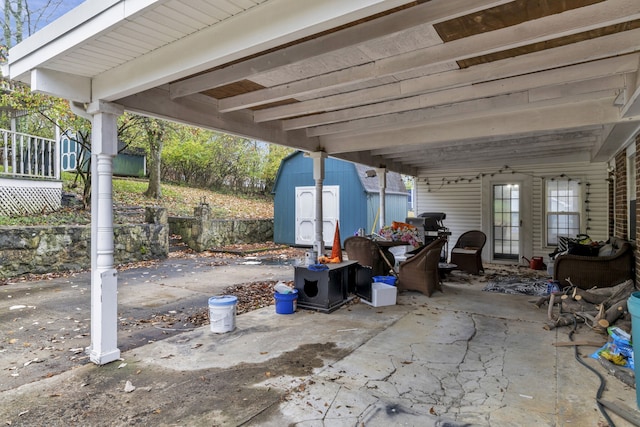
xmin=414 ymin=162 xmax=608 ymax=265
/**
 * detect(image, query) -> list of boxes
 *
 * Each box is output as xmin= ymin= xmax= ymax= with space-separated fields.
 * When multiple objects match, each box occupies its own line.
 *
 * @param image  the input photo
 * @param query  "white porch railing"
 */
xmin=0 ymin=128 xmax=60 ymax=180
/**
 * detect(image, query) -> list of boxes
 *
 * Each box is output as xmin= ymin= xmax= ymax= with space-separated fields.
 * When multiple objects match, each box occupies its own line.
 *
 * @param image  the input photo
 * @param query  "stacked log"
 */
xmin=536 ymin=279 xmax=635 ymax=332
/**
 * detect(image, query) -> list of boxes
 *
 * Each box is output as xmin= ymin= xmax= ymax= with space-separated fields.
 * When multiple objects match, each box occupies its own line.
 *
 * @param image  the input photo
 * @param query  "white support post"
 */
xmin=11 ymin=117 xmax=16 ymax=174
xmin=86 ymin=101 xmax=124 ymax=365
xmin=54 ymin=126 xmax=61 ymax=180
xmin=310 ymin=151 xmax=327 ymax=258
xmin=376 ymin=167 xmax=387 ymax=228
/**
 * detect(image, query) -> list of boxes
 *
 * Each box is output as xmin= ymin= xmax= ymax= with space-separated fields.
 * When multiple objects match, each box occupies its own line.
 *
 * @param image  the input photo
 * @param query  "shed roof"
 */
xmin=273 ymin=151 xmax=407 ymax=195
xmin=353 ymin=164 xmax=407 ymax=195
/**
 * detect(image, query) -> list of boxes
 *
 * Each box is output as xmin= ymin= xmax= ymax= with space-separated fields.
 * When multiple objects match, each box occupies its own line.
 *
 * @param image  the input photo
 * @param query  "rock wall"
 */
xmin=168 ymin=202 xmax=273 ymax=252
xmin=0 ymin=207 xmax=169 ymax=279
xmin=0 ymin=203 xmax=274 ymax=278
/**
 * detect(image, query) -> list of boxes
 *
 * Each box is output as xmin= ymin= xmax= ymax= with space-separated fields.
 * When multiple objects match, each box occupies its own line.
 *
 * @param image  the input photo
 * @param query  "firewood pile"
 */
xmin=534 ymin=279 xmax=636 ymax=333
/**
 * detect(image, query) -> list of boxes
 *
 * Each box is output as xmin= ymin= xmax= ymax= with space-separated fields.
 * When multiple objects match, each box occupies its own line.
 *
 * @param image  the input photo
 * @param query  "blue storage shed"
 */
xmin=272 ymin=151 xmax=409 ymax=247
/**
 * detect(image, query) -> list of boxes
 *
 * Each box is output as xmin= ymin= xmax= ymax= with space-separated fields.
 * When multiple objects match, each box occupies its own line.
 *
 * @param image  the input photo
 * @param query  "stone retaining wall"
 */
xmin=169 ymin=202 xmax=273 ymax=252
xmin=0 ymin=203 xmax=274 ymax=278
xmin=0 ymin=207 xmax=169 ymax=279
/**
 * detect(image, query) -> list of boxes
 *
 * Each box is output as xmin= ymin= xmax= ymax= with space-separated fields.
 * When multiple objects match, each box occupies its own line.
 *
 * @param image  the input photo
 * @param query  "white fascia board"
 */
xmin=8 ymin=0 xmax=160 ymax=83
xmin=91 ymin=0 xmax=414 ymax=101
xmin=10 ymin=0 xmax=120 ymax=61
xmin=31 ymin=68 xmax=92 ymax=103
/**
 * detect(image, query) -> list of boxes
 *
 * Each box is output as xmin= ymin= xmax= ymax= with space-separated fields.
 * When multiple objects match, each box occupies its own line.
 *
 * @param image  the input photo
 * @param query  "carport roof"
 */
xmin=6 ymin=0 xmax=640 ymax=175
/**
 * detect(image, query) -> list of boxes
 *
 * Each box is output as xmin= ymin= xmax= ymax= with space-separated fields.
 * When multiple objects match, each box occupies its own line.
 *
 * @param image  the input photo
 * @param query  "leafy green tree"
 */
xmin=118 ymin=114 xmax=171 ymax=199
xmin=162 ymin=126 xmax=213 ymax=185
xmin=160 ymin=128 xmax=292 ymax=195
xmin=262 ymin=144 xmax=294 ymax=192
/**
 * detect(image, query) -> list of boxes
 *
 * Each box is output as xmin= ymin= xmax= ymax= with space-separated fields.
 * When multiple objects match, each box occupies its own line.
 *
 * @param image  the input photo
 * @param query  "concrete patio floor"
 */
xmin=0 ymin=259 xmax=637 ymax=426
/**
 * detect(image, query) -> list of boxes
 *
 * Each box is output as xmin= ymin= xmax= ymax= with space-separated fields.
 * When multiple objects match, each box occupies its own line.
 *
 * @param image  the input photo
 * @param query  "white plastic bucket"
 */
xmin=208 ymin=295 xmax=237 ymax=333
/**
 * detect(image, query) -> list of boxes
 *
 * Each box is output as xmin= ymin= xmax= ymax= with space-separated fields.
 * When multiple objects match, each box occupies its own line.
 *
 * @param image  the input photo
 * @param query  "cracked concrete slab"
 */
xmin=0 ymin=264 xmax=637 ymax=426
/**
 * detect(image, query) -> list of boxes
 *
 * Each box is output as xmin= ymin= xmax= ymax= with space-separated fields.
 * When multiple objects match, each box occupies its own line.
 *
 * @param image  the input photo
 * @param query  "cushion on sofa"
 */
xmin=598 ymin=244 xmax=615 ymax=257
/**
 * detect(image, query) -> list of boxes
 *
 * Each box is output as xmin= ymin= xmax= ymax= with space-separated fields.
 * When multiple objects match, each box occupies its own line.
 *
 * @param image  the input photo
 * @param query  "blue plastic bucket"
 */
xmin=373 ymin=275 xmax=397 ymax=286
xmin=627 ymin=291 xmax=640 ymax=408
xmin=208 ymin=295 xmax=237 ymax=333
xmin=274 ymin=289 xmax=298 ymax=314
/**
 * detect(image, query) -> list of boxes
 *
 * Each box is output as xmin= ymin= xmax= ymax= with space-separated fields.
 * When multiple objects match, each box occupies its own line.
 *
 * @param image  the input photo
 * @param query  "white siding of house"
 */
xmin=414 ymin=162 xmax=608 ymax=265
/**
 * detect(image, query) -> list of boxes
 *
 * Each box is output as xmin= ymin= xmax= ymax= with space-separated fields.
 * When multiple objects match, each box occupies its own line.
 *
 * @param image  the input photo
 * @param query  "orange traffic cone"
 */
xmin=330 ymin=220 xmax=343 ymax=262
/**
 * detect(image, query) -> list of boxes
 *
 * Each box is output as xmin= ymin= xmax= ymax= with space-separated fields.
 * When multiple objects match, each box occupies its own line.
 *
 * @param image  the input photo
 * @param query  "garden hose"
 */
xmin=569 ymin=317 xmax=615 ymax=427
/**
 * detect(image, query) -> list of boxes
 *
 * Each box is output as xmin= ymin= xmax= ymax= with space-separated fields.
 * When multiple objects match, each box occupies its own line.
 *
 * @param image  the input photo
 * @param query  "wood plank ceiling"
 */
xmin=162 ymin=0 xmax=640 ymax=174
xmin=14 ymin=0 xmax=639 ymax=175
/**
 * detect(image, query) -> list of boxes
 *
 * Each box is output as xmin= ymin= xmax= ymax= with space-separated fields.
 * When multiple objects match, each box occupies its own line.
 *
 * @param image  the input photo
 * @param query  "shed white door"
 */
xmin=295 ymin=186 xmax=340 ymax=247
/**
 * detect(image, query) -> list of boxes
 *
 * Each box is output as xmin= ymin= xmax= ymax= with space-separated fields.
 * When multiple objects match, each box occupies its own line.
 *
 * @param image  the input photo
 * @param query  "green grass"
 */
xmin=0 ymin=173 xmax=274 ymax=226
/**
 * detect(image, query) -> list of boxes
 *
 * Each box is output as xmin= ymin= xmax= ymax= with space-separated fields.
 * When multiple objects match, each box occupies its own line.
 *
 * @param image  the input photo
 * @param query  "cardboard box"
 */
xmin=362 ymin=282 xmax=397 ymax=307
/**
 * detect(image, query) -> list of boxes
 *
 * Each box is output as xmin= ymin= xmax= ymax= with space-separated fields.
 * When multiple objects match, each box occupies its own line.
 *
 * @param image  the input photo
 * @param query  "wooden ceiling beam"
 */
xmin=416 ymin=152 xmax=594 ymax=172
xmin=381 ymin=137 xmax=598 ymax=162
xmin=283 ymin=53 xmax=638 ymax=131
xmin=227 ymin=31 xmax=640 ymax=118
xmin=380 ymin=143 xmax=598 ymax=170
xmin=247 ymin=0 xmax=639 ymax=121
xmin=300 ymin=57 xmax=635 ymax=136
xmin=305 ymin=93 xmax=529 ymax=137
xmin=621 ymin=66 xmax=640 ymax=118
xmin=393 ymin=145 xmax=597 ymax=168
xmin=116 ymin=87 xmax=320 ymax=152
xmin=278 ymin=69 xmax=623 ymax=136
xmin=318 ymin=99 xmax=619 ymax=154
xmin=170 ymin=0 xmax=513 ymax=99
xmin=372 ymin=130 xmax=599 ymax=156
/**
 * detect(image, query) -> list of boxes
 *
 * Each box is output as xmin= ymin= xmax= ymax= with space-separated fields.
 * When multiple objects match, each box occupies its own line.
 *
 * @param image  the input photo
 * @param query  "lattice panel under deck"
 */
xmin=0 ymin=186 xmax=61 ymax=216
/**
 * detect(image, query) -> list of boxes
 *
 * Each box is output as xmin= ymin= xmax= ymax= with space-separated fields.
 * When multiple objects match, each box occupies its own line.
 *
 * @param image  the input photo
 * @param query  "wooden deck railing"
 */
xmin=0 ymin=128 xmax=59 ymax=180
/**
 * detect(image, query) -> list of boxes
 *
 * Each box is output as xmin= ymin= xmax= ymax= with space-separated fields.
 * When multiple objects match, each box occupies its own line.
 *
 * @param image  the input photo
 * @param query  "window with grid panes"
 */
xmin=546 ymin=179 xmax=580 ymax=246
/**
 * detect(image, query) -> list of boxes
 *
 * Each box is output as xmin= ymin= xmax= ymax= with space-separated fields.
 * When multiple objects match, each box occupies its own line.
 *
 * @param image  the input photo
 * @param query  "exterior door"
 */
xmin=493 ymin=183 xmax=520 ymax=260
xmin=295 ymin=186 xmax=340 ymax=246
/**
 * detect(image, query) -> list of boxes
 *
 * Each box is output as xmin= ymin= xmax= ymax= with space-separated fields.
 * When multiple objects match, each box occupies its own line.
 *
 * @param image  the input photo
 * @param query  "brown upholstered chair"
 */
xmin=450 ymin=230 xmax=486 ymax=275
xmin=397 ymin=237 xmax=447 ymax=297
xmin=344 ymin=236 xmax=394 ymax=277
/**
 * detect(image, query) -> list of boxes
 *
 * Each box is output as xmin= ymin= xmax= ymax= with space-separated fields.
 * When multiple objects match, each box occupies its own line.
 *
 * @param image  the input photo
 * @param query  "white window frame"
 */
xmin=546 ymin=179 xmax=581 ymax=246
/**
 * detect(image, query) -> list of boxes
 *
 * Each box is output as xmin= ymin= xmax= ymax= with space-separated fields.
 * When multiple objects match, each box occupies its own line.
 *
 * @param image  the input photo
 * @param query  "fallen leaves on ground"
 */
xmin=222 ymin=280 xmax=294 ymax=315
xmin=133 ymin=280 xmax=295 ymax=329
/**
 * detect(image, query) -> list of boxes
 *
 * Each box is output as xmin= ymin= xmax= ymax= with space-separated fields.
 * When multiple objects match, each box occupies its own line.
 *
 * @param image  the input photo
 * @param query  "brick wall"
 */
xmin=614 ymin=150 xmax=627 ymax=240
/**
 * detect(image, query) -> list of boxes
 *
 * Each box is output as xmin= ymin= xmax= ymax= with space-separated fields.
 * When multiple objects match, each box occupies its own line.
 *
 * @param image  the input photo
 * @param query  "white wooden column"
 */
xmin=376 ymin=167 xmax=387 ymax=228
xmin=310 ymin=151 xmax=327 ymax=258
xmin=54 ymin=126 xmax=61 ymax=180
xmin=86 ymin=101 xmax=123 ymax=365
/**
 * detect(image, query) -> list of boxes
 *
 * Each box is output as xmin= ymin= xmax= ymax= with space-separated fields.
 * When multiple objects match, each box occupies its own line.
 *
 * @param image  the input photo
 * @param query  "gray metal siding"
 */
xmin=367 ymin=193 xmax=411 ymax=234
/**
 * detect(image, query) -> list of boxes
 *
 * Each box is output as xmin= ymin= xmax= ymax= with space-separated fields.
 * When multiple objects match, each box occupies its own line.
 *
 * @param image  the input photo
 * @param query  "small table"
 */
xmin=438 ymin=262 xmax=457 ymax=278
